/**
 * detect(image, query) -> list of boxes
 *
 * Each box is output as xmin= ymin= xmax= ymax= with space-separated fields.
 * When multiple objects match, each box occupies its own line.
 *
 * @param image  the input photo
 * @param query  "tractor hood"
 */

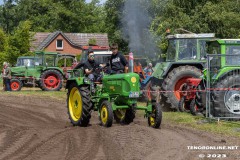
xmin=151 ymin=62 xmax=170 ymax=79
xmin=10 ymin=66 xmax=27 ymax=77
xmin=102 ymin=72 xmax=140 ymax=97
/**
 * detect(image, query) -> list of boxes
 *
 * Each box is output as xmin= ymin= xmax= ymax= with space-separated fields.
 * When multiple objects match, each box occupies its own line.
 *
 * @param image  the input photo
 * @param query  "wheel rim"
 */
xmin=149 ymin=109 xmax=156 ymax=126
xmin=224 ymin=89 xmax=240 ymax=114
xmin=44 ymin=74 xmax=59 ymax=89
xmin=68 ymin=87 xmax=83 ymax=121
xmin=115 ymin=109 xmax=126 ymax=120
xmin=174 ymin=77 xmax=191 ymax=100
xmin=101 ymin=105 xmax=108 ymax=124
xmin=11 ymin=81 xmax=20 ymax=91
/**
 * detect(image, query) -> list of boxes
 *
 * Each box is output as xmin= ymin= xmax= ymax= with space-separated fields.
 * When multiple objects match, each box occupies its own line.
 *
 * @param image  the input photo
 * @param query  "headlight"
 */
xmin=131 ymin=77 xmax=137 ymax=83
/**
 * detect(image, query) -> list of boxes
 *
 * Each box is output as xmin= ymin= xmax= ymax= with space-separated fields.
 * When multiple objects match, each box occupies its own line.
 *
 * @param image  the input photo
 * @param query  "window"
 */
xmin=56 ymin=39 xmax=63 ymax=49
xmin=166 ymin=39 xmax=176 ymax=61
xmin=225 ymin=45 xmax=240 ymax=65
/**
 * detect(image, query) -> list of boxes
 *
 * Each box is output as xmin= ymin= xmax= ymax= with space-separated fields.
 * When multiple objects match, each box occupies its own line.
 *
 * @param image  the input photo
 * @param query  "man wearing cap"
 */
xmin=84 ymin=50 xmax=104 ymax=93
xmin=110 ymin=43 xmax=128 ymax=74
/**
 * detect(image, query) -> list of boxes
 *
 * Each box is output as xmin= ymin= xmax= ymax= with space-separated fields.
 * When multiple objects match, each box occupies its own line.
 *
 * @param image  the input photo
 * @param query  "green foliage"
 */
xmin=5 ymin=20 xmax=33 ymax=65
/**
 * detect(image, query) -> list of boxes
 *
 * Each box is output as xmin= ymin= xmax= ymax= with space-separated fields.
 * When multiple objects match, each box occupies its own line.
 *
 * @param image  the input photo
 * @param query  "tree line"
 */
xmin=0 ymin=0 xmax=240 ymax=66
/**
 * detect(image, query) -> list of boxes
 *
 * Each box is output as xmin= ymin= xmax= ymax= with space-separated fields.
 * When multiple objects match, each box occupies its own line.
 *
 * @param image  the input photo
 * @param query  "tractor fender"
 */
xmin=65 ymin=77 xmax=86 ymax=89
xmin=162 ymin=62 xmax=204 ymax=78
xmin=42 ymin=68 xmax=64 ymax=75
xmin=216 ymin=69 xmax=240 ymax=80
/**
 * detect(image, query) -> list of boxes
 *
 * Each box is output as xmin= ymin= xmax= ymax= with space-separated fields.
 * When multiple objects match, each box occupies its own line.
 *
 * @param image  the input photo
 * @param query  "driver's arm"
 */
xmin=85 ymin=68 xmax=93 ymax=75
xmin=99 ymin=63 xmax=106 ymax=67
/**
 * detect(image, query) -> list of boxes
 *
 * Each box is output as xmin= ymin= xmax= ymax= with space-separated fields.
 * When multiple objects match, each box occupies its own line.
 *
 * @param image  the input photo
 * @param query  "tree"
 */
xmin=4 ymin=20 xmax=33 ymax=65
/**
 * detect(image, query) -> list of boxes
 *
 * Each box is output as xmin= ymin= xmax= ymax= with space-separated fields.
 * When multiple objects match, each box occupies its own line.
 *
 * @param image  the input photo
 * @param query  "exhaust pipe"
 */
xmin=129 ymin=52 xmax=134 ymax=72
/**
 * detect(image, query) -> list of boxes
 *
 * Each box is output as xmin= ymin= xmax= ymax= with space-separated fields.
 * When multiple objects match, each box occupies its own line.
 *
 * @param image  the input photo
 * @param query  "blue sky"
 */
xmin=0 ymin=0 xmax=107 ymax=5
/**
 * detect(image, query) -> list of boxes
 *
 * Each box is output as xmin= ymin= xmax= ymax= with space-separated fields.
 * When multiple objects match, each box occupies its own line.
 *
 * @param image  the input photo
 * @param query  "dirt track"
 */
xmin=0 ymin=93 xmax=239 ymax=160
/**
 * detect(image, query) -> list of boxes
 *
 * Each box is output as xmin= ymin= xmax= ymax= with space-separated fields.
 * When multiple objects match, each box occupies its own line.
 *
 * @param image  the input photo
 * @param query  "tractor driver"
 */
xmin=84 ymin=50 xmax=104 ymax=93
xmin=109 ymin=43 xmax=128 ymax=74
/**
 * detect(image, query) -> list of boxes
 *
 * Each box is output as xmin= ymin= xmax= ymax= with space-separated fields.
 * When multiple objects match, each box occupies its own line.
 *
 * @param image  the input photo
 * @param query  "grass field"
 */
xmin=0 ymin=87 xmax=239 ymax=137
xmin=163 ymin=112 xmax=240 ymax=137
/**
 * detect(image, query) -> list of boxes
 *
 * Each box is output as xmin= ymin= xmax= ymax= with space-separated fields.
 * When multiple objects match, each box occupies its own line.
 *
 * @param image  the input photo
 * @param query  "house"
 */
xmin=31 ymin=31 xmax=110 ymax=55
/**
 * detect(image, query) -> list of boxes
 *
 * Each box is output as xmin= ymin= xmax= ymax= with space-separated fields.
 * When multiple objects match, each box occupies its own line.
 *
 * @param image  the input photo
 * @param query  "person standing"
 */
xmin=2 ymin=62 xmax=11 ymax=91
xmin=144 ymin=63 xmax=154 ymax=76
xmin=109 ymin=43 xmax=128 ymax=74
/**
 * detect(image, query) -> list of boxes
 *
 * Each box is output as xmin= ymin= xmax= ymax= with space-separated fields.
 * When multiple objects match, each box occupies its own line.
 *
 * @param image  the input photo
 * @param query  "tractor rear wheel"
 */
xmin=67 ymin=84 xmax=92 ymax=127
xmin=10 ymin=79 xmax=22 ymax=91
xmin=100 ymin=101 xmax=113 ymax=127
xmin=212 ymin=74 xmax=240 ymax=118
xmin=148 ymin=102 xmax=162 ymax=128
xmin=123 ymin=104 xmax=136 ymax=124
xmin=162 ymin=66 xmax=201 ymax=109
xmin=113 ymin=109 xmax=126 ymax=123
xmin=40 ymin=70 xmax=63 ymax=91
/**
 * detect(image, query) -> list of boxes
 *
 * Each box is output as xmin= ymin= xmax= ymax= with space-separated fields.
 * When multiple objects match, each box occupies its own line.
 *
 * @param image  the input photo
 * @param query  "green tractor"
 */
xmin=10 ymin=51 xmax=66 ymax=91
xmin=195 ymin=39 xmax=240 ymax=118
xmin=146 ymin=33 xmax=215 ymax=110
xmin=66 ymin=67 xmax=162 ymax=128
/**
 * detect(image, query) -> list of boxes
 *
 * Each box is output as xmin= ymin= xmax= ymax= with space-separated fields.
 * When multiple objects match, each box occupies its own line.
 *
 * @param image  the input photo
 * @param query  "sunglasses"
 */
xmin=89 ymin=55 xmax=94 ymax=58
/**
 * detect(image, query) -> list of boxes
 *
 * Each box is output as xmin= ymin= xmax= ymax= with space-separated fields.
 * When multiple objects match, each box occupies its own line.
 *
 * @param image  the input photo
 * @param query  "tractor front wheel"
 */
xmin=189 ymin=99 xmax=198 ymax=116
xmin=10 ymin=79 xmax=22 ymax=91
xmin=148 ymin=102 xmax=162 ymax=128
xmin=100 ymin=101 xmax=113 ymax=127
xmin=178 ymin=97 xmax=190 ymax=112
xmin=67 ymin=84 xmax=92 ymax=126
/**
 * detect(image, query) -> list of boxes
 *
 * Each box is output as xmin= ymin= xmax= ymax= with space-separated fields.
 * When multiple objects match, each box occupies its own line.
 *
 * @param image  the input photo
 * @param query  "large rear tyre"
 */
xmin=10 ymin=79 xmax=22 ymax=91
xmin=67 ymin=84 xmax=92 ymax=127
xmin=100 ymin=101 xmax=113 ymax=127
xmin=40 ymin=70 xmax=63 ymax=91
xmin=162 ymin=66 xmax=201 ymax=109
xmin=113 ymin=109 xmax=126 ymax=123
xmin=148 ymin=103 xmax=162 ymax=128
xmin=212 ymin=74 xmax=240 ymax=118
xmin=123 ymin=104 xmax=136 ymax=124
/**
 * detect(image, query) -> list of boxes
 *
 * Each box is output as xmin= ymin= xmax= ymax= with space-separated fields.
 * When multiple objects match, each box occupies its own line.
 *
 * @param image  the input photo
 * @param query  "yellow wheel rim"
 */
xmin=101 ymin=105 xmax=108 ymax=124
xmin=68 ymin=87 xmax=82 ymax=122
xmin=115 ymin=109 xmax=126 ymax=120
xmin=150 ymin=109 xmax=156 ymax=126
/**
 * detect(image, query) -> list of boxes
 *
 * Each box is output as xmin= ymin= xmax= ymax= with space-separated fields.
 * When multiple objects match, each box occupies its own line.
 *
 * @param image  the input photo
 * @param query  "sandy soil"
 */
xmin=0 ymin=94 xmax=239 ymax=160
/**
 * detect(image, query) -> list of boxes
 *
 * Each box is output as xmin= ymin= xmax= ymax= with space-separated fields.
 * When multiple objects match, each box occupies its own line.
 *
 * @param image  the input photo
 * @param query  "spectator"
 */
xmin=2 ymin=62 xmax=11 ymax=91
xmin=144 ymin=63 xmax=154 ymax=76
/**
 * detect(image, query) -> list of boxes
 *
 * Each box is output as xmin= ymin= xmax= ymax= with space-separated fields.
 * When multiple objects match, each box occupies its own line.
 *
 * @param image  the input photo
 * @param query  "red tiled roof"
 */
xmin=30 ymin=32 xmax=109 ymax=51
